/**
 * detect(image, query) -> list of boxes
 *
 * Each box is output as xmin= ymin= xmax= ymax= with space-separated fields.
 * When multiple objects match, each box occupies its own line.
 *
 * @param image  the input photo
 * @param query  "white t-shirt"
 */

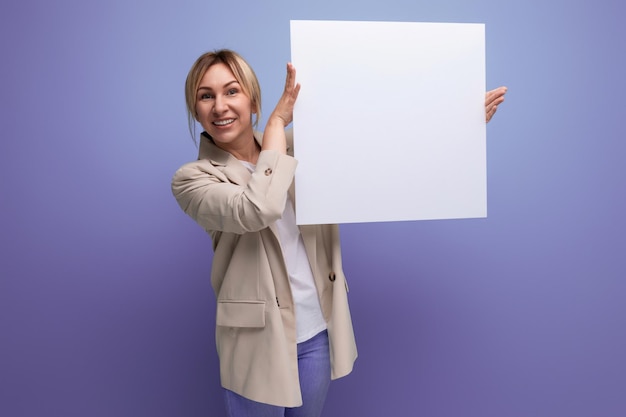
xmin=240 ymin=160 xmax=327 ymax=343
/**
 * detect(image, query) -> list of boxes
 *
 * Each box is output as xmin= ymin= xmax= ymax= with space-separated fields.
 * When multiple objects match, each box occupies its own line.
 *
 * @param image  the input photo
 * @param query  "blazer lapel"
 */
xmin=198 ymin=132 xmax=252 ymax=185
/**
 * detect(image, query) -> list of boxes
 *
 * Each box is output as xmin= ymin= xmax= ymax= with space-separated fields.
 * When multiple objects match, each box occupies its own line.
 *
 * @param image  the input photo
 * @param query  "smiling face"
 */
xmin=194 ymin=63 xmax=256 ymax=152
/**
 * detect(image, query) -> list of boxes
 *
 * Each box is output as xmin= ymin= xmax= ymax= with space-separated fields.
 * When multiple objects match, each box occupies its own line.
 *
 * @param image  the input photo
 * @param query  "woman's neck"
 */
xmin=215 ymin=134 xmax=261 ymax=164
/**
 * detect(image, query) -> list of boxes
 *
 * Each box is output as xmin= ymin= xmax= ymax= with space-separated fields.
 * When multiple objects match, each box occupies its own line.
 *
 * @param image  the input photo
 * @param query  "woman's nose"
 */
xmin=213 ymin=95 xmax=227 ymax=113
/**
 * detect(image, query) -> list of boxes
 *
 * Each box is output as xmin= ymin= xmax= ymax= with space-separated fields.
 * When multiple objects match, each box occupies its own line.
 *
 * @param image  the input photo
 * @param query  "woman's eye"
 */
xmin=199 ymin=93 xmax=214 ymax=100
xmin=226 ymin=88 xmax=238 ymax=96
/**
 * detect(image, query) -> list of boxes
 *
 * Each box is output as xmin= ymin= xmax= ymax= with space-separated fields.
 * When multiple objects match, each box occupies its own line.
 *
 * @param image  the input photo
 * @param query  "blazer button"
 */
xmin=328 ymin=272 xmax=336 ymax=282
xmin=264 ymin=168 xmax=273 ymax=176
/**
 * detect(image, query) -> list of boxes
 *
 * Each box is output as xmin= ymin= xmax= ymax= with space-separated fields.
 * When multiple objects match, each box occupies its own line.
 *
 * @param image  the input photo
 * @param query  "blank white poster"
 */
xmin=290 ymin=20 xmax=486 ymax=225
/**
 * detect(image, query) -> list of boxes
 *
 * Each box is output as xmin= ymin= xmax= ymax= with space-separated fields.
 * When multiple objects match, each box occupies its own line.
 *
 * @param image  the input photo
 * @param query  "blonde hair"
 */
xmin=185 ymin=49 xmax=262 ymax=144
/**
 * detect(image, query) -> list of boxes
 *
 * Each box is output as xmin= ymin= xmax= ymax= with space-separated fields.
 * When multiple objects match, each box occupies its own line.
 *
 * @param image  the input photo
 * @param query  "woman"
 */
xmin=172 ymin=49 xmax=506 ymax=417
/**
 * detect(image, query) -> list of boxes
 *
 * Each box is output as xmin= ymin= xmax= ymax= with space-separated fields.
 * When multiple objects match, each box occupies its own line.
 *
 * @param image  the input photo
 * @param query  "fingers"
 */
xmin=268 ymin=63 xmax=301 ymax=127
xmin=485 ymin=86 xmax=507 ymax=106
xmin=485 ymin=86 xmax=507 ymax=123
xmin=486 ymin=106 xmax=497 ymax=123
xmin=284 ymin=62 xmax=301 ymax=100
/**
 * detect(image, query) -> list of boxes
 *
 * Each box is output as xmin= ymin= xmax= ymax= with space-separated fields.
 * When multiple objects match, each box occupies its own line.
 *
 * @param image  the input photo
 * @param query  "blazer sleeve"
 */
xmin=171 ymin=149 xmax=298 ymax=234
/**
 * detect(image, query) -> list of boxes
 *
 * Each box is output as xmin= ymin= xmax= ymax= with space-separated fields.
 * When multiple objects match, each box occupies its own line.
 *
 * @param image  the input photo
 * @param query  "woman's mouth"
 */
xmin=213 ymin=118 xmax=235 ymax=126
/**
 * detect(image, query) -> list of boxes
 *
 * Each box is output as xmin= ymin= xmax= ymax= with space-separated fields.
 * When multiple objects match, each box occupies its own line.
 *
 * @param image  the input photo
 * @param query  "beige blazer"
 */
xmin=171 ymin=130 xmax=357 ymax=407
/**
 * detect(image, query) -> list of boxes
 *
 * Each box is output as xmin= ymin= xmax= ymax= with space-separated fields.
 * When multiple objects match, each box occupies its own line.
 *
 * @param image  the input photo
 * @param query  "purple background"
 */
xmin=1 ymin=0 xmax=624 ymax=416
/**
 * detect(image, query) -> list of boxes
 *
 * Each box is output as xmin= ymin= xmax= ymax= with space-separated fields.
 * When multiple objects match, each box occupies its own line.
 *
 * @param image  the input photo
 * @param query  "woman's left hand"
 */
xmin=485 ymin=86 xmax=507 ymax=123
xmin=262 ymin=63 xmax=301 ymax=154
xmin=268 ymin=62 xmax=301 ymax=127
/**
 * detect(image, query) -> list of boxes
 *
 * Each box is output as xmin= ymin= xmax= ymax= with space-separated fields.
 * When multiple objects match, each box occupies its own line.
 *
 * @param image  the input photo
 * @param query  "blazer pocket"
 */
xmin=216 ymin=300 xmax=266 ymax=328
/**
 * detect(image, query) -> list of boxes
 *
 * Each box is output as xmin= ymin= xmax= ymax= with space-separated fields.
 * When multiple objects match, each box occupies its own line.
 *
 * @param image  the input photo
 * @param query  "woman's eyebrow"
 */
xmin=197 ymin=80 xmax=239 ymax=91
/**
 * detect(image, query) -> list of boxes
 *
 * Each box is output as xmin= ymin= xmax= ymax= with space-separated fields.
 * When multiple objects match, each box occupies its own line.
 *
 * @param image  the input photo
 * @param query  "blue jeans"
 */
xmin=224 ymin=330 xmax=331 ymax=417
